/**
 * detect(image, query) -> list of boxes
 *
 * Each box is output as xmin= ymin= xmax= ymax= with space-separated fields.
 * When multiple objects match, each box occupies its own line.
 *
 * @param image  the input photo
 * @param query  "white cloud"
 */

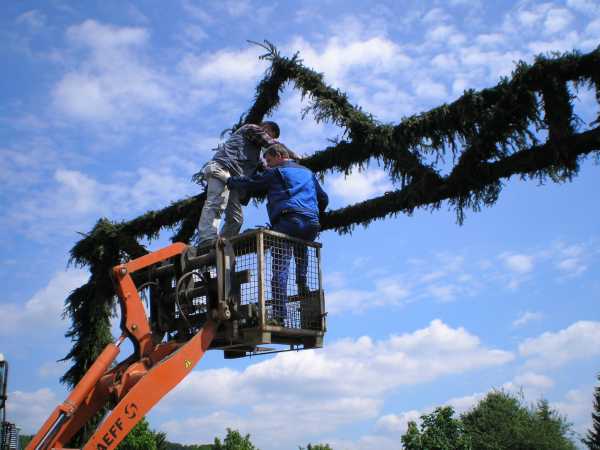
xmin=422 ymin=8 xmax=450 ymax=24
xmin=179 ymin=46 xmax=265 ymax=86
xmin=427 ymin=284 xmax=459 ymax=302
xmin=53 ymin=20 xmax=175 ymax=122
xmin=512 ymin=371 xmax=554 ymax=390
xmin=519 ymin=321 xmax=600 ymax=368
xmin=446 ymin=392 xmax=486 ymax=414
xmin=328 ymin=168 xmax=392 ymax=203
xmin=427 ymin=24 xmax=458 ymax=43
xmin=3 ymin=165 xmax=193 ymax=240
xmin=38 ymin=360 xmax=70 ymax=378
xmin=67 ymin=19 xmax=148 ymax=50
xmin=16 ymin=10 xmax=46 ymax=29
xmin=54 ymin=73 xmax=115 ymax=120
xmin=376 ymin=410 xmax=421 ymax=433
xmin=552 ymin=387 xmax=595 ymax=436
xmin=286 ymin=35 xmax=412 ymax=87
xmin=516 ymin=3 xmax=552 ymax=28
xmin=326 ymin=276 xmax=410 ymax=315
xmin=557 ymin=257 xmax=587 ymax=276
xmin=7 ymin=388 xmax=61 ymax=433
xmin=554 ymin=242 xmax=588 ymax=277
xmin=414 ymin=78 xmax=448 ymax=100
xmin=375 ymin=391 xmax=485 ymax=437
xmin=501 ymin=371 xmax=555 ymax=401
xmin=476 ymin=33 xmax=506 ymax=47
xmin=182 ymin=0 xmax=215 ymax=24
xmin=500 ymin=252 xmax=534 ymax=274
xmin=543 ymin=8 xmax=574 ymax=34
xmin=567 ymin=0 xmax=600 ymax=15
xmin=528 ymin=31 xmax=580 ymax=54
xmin=160 ymin=320 xmax=512 ymax=447
xmin=513 ymin=311 xmax=543 ymax=327
xmin=0 ymin=270 xmax=88 ymax=336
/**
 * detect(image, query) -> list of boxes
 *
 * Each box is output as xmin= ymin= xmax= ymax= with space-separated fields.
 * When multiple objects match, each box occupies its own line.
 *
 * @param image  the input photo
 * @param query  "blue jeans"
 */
xmin=270 ymin=214 xmax=320 ymax=323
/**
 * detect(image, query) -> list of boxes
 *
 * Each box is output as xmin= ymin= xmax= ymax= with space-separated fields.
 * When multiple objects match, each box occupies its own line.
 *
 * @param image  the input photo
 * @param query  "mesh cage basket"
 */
xmin=229 ymin=229 xmax=325 ymax=333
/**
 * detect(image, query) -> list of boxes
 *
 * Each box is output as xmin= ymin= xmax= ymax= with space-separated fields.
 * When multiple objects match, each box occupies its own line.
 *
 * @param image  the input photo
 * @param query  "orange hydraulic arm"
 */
xmin=27 ymin=243 xmax=217 ymax=450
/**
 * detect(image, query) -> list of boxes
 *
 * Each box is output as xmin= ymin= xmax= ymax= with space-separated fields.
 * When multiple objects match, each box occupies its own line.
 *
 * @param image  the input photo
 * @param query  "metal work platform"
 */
xmin=135 ymin=229 xmax=326 ymax=358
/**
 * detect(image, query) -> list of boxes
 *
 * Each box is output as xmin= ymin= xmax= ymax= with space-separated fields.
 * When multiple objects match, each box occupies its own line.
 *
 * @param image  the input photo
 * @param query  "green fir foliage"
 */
xmin=58 ymin=43 xmax=600 ymax=442
xmin=583 ymin=373 xmax=600 ymax=449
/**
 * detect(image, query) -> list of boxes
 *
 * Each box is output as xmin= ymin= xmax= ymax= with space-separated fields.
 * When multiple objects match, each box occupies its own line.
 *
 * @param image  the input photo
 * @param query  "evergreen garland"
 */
xmin=61 ymin=42 xmax=600 ymax=413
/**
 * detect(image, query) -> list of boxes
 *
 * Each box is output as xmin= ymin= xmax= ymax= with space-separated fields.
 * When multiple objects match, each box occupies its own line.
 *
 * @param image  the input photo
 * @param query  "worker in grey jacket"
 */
xmin=196 ymin=122 xmax=280 ymax=246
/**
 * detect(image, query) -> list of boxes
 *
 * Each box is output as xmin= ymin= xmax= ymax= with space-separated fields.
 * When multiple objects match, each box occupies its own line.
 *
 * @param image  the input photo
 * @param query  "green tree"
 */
xmin=213 ymin=428 xmax=258 ymax=450
xmin=19 ymin=434 xmax=33 ymax=448
xmin=583 ymin=373 xmax=600 ymax=450
xmin=117 ymin=418 xmax=158 ymax=450
xmin=401 ymin=406 xmax=471 ymax=450
xmin=401 ymin=421 xmax=422 ymax=450
xmin=461 ymin=391 xmax=576 ymax=450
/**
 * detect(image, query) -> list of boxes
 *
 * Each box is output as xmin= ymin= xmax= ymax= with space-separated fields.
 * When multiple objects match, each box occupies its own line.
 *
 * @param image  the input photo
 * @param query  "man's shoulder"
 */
xmin=281 ymin=160 xmax=309 ymax=171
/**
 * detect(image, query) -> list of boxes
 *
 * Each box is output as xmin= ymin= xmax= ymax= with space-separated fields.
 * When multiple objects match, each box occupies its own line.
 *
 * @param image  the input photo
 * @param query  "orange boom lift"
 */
xmin=28 ymin=229 xmax=326 ymax=450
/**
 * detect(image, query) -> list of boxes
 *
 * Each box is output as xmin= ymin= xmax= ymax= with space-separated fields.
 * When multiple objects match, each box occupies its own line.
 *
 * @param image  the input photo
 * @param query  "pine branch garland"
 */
xmin=60 ymin=44 xmax=600 ymax=404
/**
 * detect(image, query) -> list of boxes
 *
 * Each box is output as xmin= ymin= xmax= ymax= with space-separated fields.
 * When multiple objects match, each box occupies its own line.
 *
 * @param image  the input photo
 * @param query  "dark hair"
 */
xmin=260 ymin=121 xmax=280 ymax=138
xmin=264 ymin=143 xmax=289 ymax=158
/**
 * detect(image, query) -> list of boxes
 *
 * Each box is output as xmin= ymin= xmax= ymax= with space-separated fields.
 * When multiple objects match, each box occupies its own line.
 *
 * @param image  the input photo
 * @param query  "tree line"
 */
xmin=22 ymin=376 xmax=598 ymax=450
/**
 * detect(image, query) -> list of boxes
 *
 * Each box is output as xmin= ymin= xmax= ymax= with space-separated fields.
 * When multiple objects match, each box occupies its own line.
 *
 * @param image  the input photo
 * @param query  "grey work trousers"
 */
xmin=196 ymin=161 xmax=243 ymax=244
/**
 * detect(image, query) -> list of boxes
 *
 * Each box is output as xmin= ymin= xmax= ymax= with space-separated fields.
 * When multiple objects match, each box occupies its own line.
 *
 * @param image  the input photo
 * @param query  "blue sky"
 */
xmin=1 ymin=0 xmax=600 ymax=449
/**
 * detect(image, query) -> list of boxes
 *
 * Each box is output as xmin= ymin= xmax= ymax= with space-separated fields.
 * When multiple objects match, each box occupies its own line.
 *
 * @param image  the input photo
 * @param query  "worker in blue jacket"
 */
xmin=227 ymin=143 xmax=329 ymax=325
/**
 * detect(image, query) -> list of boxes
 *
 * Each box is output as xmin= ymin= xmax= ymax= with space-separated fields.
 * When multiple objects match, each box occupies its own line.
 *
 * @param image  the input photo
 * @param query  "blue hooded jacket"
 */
xmin=227 ymin=160 xmax=328 ymax=224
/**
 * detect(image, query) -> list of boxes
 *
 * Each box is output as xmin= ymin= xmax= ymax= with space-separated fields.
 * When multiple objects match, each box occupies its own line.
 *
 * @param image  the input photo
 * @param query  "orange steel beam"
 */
xmin=26 ymin=341 xmax=122 ymax=450
xmin=112 ymin=242 xmax=187 ymax=357
xmin=27 ymin=242 xmax=203 ymax=450
xmin=83 ymin=320 xmax=216 ymax=450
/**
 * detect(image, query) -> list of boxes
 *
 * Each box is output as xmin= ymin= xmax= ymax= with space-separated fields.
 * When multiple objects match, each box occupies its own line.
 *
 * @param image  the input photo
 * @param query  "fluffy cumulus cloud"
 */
xmin=501 ymin=371 xmax=556 ymax=403
xmin=327 ymin=168 xmax=393 ymax=204
xmin=0 ymin=269 xmax=88 ymax=336
xmin=519 ymin=321 xmax=600 ymax=368
xmin=6 ymin=388 xmax=61 ymax=433
xmin=287 ymin=35 xmax=411 ymax=88
xmin=53 ymin=20 xmax=174 ymax=121
xmin=543 ymin=8 xmax=574 ymax=34
xmin=179 ymin=46 xmax=265 ymax=87
xmin=552 ymin=387 xmax=596 ymax=435
xmin=3 ymin=164 xmax=193 ymax=241
xmin=158 ymin=320 xmax=512 ymax=448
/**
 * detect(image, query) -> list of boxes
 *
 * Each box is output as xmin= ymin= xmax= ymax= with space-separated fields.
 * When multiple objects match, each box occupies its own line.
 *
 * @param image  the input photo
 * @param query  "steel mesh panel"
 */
xmin=232 ymin=235 xmax=259 ymax=306
xmin=264 ymin=232 xmax=321 ymax=329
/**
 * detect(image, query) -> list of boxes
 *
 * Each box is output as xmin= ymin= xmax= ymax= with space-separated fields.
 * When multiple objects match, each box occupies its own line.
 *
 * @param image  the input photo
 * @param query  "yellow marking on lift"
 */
xmin=184 ymin=359 xmax=192 ymax=369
